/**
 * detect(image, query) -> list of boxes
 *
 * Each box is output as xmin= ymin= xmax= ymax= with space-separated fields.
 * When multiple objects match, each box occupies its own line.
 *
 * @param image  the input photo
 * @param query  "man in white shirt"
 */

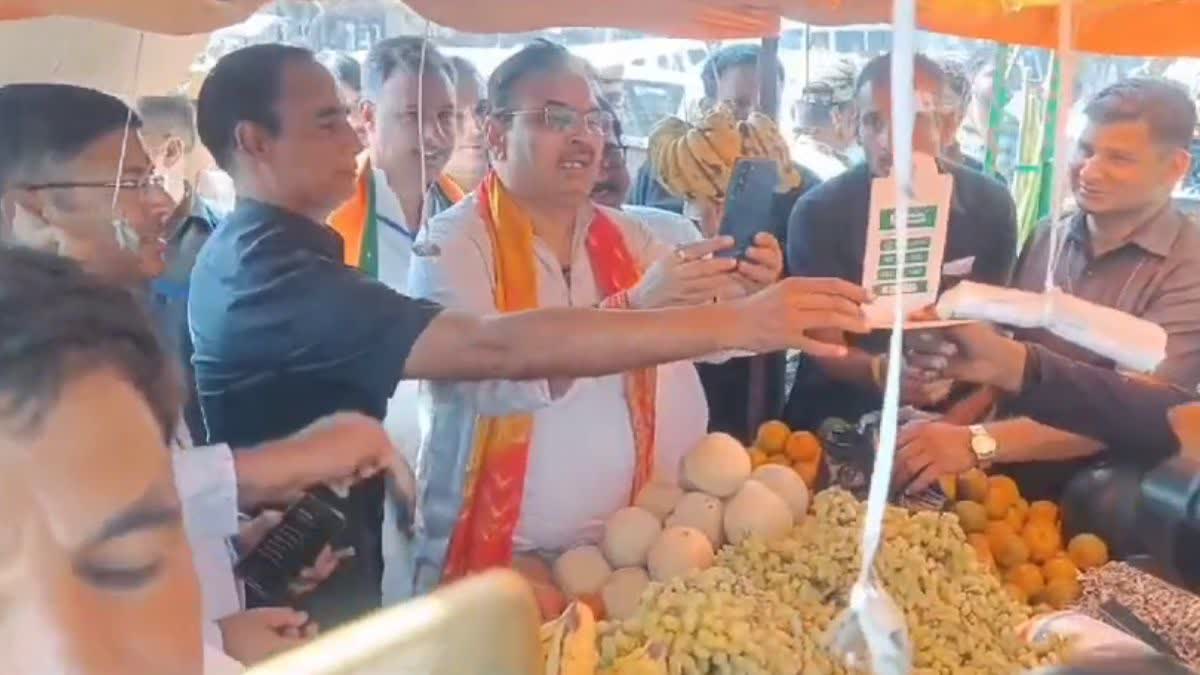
xmin=406 ymin=40 xmax=787 ymax=611
xmin=0 ymin=83 xmax=402 ymax=668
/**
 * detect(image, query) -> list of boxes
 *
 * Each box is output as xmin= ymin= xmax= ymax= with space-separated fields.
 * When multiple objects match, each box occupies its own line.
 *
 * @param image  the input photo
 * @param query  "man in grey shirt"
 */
xmin=897 ymin=77 xmax=1200 ymax=500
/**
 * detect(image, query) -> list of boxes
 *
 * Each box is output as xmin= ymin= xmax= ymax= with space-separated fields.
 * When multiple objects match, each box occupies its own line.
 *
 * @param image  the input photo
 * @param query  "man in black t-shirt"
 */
xmin=785 ymin=52 xmax=1018 ymax=432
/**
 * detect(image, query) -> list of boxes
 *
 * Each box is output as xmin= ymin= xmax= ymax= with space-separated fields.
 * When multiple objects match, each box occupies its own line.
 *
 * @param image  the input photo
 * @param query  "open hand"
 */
xmin=630 ymin=237 xmax=743 ymax=309
xmin=732 ymin=277 xmax=870 ymax=357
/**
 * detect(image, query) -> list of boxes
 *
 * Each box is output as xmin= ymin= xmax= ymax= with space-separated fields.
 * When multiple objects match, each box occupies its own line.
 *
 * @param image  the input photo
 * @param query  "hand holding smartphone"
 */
xmin=716 ymin=158 xmax=780 ymax=260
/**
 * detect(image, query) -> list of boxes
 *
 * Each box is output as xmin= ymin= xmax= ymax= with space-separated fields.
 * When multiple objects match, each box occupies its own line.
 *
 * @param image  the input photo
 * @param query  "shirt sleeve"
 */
xmin=172 ymin=443 xmax=239 ymax=539
xmin=1009 ymin=343 xmax=1188 ymax=464
xmin=1140 ymin=257 xmax=1200 ymax=390
xmin=406 ymin=224 xmax=563 ymax=416
xmin=786 ymin=191 xmax=844 ymax=280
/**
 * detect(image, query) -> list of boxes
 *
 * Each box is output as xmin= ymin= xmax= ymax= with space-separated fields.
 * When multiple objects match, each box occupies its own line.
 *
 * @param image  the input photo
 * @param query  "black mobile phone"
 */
xmin=235 ymin=488 xmax=347 ymax=606
xmin=717 ymin=158 xmax=780 ymax=259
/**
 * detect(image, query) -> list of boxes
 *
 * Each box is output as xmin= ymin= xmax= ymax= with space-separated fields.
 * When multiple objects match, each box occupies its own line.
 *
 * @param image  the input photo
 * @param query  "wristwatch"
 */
xmin=968 ymin=424 xmax=998 ymax=467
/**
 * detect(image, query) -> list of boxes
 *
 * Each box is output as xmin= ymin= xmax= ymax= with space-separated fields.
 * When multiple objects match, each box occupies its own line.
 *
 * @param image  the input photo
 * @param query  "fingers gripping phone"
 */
xmin=717 ymin=158 xmax=780 ymax=259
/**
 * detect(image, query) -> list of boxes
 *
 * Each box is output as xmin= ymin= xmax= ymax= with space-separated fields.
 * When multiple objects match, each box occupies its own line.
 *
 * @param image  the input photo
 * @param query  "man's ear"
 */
xmin=162 ymin=136 xmax=186 ymax=170
xmin=484 ymin=117 xmax=507 ymax=161
xmin=360 ymin=99 xmax=377 ymax=137
xmin=1170 ymin=146 xmax=1192 ymax=185
xmin=3 ymin=190 xmax=61 ymax=252
xmin=233 ymin=120 xmax=271 ymax=165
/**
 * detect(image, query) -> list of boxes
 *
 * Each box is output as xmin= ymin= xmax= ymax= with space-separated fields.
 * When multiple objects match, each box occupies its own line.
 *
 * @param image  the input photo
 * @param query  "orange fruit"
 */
xmin=937 ymin=475 xmax=958 ymax=501
xmin=957 ymin=469 xmax=990 ymax=503
xmin=993 ymin=534 xmax=1030 ymax=569
xmin=1067 ymin=534 xmax=1109 ymax=571
xmin=984 ymin=485 xmax=1016 ymax=520
xmin=1005 ymin=563 xmax=1045 ymax=600
xmin=954 ymin=501 xmax=988 ymax=534
xmin=1011 ymin=498 xmax=1029 ymax=524
xmin=1004 ymin=582 xmax=1029 ymax=605
xmin=1040 ymin=577 xmax=1081 ymax=609
xmin=756 ymin=421 xmax=791 ymax=454
xmin=988 ymin=475 xmax=1021 ymax=502
xmin=1022 ymin=521 xmax=1063 ymax=564
xmin=766 ymin=454 xmax=791 ymax=467
xmin=967 ymin=533 xmax=995 ymax=570
xmin=1028 ymin=501 xmax=1060 ymax=525
xmin=785 ymin=431 xmax=823 ymax=463
xmin=749 ymin=448 xmax=769 ymax=469
xmin=1004 ymin=505 xmax=1026 ymax=533
xmin=984 ymin=520 xmax=1015 ymax=549
xmin=1042 ymin=556 xmax=1079 ymax=582
xmin=794 ymin=460 xmax=820 ymax=490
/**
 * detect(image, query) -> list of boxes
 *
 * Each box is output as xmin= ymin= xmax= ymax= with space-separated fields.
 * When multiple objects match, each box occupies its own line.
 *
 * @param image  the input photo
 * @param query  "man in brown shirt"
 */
xmin=895 ymin=77 xmax=1200 ymax=499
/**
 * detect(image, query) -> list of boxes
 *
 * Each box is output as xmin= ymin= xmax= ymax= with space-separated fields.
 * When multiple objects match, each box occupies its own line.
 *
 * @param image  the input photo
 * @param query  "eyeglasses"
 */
xmin=601 ymin=143 xmax=627 ymax=170
xmin=496 ymin=103 xmax=615 ymax=136
xmin=22 ymin=174 xmax=166 ymax=195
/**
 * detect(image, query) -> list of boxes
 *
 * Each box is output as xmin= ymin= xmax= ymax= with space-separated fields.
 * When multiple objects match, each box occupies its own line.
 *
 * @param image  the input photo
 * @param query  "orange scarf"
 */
xmin=328 ymin=161 xmax=465 ymax=276
xmin=441 ymin=173 xmax=658 ymax=582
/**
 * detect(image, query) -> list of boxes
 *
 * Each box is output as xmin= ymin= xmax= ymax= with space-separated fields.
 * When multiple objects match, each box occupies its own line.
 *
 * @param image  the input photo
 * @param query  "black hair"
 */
xmin=598 ymin=96 xmax=623 ymax=145
xmin=855 ymin=52 xmax=946 ymax=97
xmin=1084 ymin=77 xmax=1197 ymax=150
xmin=362 ymin=36 xmax=454 ymax=103
xmin=448 ymin=55 xmax=485 ymax=95
xmin=137 ymin=95 xmax=197 ymax=152
xmin=700 ymin=44 xmax=785 ymax=100
xmin=486 ymin=39 xmax=575 ymax=115
xmin=316 ymin=50 xmax=362 ymax=94
xmin=0 ymin=83 xmax=140 ymax=194
xmin=196 ymin=43 xmax=314 ymax=172
xmin=0 ymin=245 xmax=178 ymax=440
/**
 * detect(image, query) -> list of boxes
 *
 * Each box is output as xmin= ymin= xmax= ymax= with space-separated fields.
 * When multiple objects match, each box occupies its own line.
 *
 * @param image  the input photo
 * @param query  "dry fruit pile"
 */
xmin=594 ymin=489 xmax=1067 ymax=675
xmin=944 ymin=469 xmax=1110 ymax=609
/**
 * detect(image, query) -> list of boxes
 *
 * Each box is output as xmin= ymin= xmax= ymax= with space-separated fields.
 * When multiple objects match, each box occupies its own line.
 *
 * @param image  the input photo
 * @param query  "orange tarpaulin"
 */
xmin=5 ymin=0 xmax=1200 ymax=56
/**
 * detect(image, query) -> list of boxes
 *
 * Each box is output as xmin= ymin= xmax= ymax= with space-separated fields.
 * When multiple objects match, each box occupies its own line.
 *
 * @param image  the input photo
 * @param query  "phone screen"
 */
xmin=235 ymin=490 xmax=347 ymax=606
xmin=717 ymin=158 xmax=780 ymax=259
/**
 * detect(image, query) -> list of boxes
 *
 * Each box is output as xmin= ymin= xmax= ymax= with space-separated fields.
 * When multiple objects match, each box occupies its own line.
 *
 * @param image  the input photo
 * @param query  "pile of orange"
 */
xmin=749 ymin=420 xmax=823 ymax=490
xmin=947 ymin=468 xmax=1110 ymax=609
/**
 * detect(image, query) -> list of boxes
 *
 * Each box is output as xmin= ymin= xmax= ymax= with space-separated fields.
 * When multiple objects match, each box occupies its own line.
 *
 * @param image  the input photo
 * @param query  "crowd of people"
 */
xmin=0 ymin=32 xmax=1197 ymax=675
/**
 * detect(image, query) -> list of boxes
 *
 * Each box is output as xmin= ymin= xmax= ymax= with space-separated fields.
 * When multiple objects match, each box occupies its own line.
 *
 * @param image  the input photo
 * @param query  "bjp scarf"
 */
xmin=440 ymin=172 xmax=658 ymax=582
xmin=328 ymin=158 xmax=465 ymax=276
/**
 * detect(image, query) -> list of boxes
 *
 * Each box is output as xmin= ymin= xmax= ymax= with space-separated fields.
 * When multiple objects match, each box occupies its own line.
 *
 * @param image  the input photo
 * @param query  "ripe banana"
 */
xmin=647 ymin=117 xmax=688 ymax=178
xmin=675 ymin=140 xmax=725 ymax=202
xmin=697 ymin=106 xmax=741 ymax=165
xmin=541 ymin=602 xmax=599 ymax=675
xmin=746 ymin=112 xmax=805 ymax=192
xmin=684 ymin=128 xmax=733 ymax=198
xmin=598 ymin=642 xmax=668 ymax=675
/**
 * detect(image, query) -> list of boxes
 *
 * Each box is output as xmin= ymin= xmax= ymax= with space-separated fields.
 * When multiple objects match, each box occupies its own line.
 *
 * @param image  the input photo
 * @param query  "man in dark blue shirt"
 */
xmin=189 ymin=44 xmax=872 ymax=626
xmin=785 ymin=52 xmax=1018 ymax=432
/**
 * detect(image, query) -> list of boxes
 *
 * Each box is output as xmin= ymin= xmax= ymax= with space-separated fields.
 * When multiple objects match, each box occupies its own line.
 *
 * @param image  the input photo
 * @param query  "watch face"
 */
xmin=971 ymin=434 xmax=998 ymax=456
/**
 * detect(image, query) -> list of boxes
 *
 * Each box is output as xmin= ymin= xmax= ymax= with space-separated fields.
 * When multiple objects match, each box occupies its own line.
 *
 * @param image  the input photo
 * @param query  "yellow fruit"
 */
xmin=1028 ymin=501 xmax=1060 ymax=525
xmin=1011 ymin=498 xmax=1029 ymax=524
xmin=967 ymin=533 xmax=995 ymax=570
xmin=957 ymin=469 xmax=990 ymax=503
xmin=1067 ymin=534 xmax=1110 ymax=571
xmin=1004 ymin=505 xmax=1026 ymax=533
xmin=749 ymin=449 xmax=769 ymax=469
xmin=1022 ymin=521 xmax=1063 ymax=564
xmin=1004 ymin=582 xmax=1029 ymax=605
xmin=766 ymin=454 xmax=791 ymax=467
xmin=755 ymin=421 xmax=791 ymax=454
xmin=984 ymin=521 xmax=1017 ymax=552
xmin=785 ymin=431 xmax=822 ymax=463
xmin=993 ymin=535 xmax=1030 ymax=569
xmin=1005 ymin=563 xmax=1045 ymax=600
xmin=937 ymin=475 xmax=958 ymax=502
xmin=1040 ymin=577 xmax=1082 ymax=609
xmin=794 ymin=461 xmax=819 ymax=490
xmin=954 ymin=501 xmax=988 ymax=534
xmin=984 ymin=485 xmax=1016 ymax=520
xmin=988 ymin=475 xmax=1021 ymax=502
xmin=1042 ymin=556 xmax=1079 ymax=582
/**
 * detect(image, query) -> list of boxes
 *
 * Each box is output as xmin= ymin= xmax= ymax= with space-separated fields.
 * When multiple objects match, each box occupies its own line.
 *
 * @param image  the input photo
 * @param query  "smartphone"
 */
xmin=717 ymin=158 xmax=780 ymax=259
xmin=236 ymin=488 xmax=347 ymax=606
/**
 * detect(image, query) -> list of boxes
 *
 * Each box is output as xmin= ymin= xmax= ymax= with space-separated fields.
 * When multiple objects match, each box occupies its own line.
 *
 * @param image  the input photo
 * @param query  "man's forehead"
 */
xmin=63 ymin=129 xmax=151 ymax=175
xmin=512 ymin=68 xmax=596 ymax=107
xmin=279 ymin=59 xmax=342 ymax=109
xmin=1082 ymin=118 xmax=1155 ymax=145
xmin=378 ymin=68 xmax=454 ymax=108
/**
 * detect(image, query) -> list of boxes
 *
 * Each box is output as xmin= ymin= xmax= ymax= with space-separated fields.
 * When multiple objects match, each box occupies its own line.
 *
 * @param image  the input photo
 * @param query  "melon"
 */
xmin=552 ymin=545 xmax=612 ymax=598
xmin=750 ymin=464 xmax=811 ymax=520
xmin=665 ymin=491 xmax=724 ymax=548
xmin=723 ymin=480 xmax=795 ymax=545
xmin=634 ymin=482 xmax=685 ymax=521
xmin=647 ymin=526 xmax=714 ymax=582
xmin=601 ymin=567 xmax=651 ymax=621
xmin=601 ymin=507 xmax=662 ymax=568
xmin=682 ymin=432 xmax=751 ymax=498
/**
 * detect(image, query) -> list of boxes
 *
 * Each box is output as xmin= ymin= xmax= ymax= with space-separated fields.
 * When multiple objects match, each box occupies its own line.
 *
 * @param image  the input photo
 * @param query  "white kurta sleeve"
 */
xmin=407 ymin=222 xmax=572 ymax=415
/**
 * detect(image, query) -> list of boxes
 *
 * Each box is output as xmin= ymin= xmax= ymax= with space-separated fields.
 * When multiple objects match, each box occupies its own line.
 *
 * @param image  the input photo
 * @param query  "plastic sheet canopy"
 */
xmin=5 ymin=0 xmax=1200 ymax=56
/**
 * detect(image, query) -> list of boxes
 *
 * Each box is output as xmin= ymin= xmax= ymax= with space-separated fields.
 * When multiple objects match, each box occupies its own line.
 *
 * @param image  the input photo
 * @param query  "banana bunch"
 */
xmin=598 ymin=643 xmax=668 ymax=675
xmin=648 ymin=104 xmax=803 ymax=204
xmin=541 ymin=601 xmax=599 ymax=675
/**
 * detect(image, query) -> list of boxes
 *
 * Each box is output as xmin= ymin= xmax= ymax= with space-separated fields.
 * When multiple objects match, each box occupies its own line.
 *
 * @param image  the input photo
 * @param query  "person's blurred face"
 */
xmin=971 ymin=65 xmax=996 ymax=114
xmin=488 ymin=66 xmax=608 ymax=209
xmin=364 ymin=68 xmax=456 ymax=191
xmin=0 ymin=369 xmax=202 ymax=675
xmin=141 ymin=129 xmax=189 ymax=208
xmin=591 ymin=126 xmax=630 ymax=209
xmin=5 ymin=129 xmax=173 ymax=285
xmin=1070 ymin=118 xmax=1189 ymax=217
xmin=856 ymin=71 xmax=944 ymax=177
xmin=715 ymin=64 xmax=760 ymax=121
xmin=242 ymin=58 xmax=363 ymax=218
xmin=334 ymin=81 xmax=366 ymax=144
xmin=443 ymin=75 xmax=487 ymax=190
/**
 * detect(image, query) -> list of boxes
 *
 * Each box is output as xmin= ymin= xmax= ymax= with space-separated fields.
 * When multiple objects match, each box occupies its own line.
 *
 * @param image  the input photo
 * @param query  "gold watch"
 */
xmin=969 ymin=424 xmax=997 ymax=467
